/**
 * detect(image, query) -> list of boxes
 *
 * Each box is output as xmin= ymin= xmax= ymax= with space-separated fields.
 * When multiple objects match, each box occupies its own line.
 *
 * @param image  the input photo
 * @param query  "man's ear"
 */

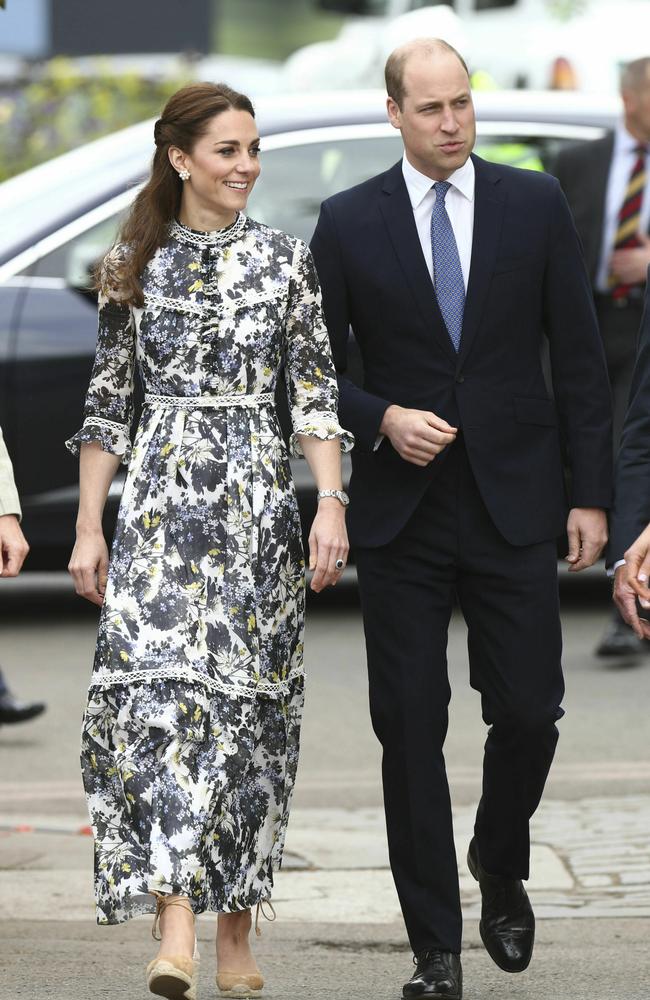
xmin=386 ymin=97 xmax=402 ymax=131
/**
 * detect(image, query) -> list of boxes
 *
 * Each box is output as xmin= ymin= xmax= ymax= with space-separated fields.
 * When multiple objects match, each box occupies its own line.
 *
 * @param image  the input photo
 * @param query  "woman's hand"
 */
xmin=308 ymin=499 xmax=349 ymax=593
xmin=68 ymin=527 xmax=110 ymax=606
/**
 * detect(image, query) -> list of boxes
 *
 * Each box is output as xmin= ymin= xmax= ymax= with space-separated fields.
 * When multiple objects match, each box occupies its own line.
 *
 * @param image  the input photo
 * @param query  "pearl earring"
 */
xmin=178 ymin=168 xmax=190 ymax=181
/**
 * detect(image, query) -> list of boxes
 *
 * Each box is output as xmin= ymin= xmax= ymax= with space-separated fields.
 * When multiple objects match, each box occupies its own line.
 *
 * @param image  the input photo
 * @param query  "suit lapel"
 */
xmin=378 ymin=162 xmax=457 ymax=363
xmin=588 ymin=133 xmax=614 ymax=271
xmin=594 ymin=133 xmax=613 ymax=218
xmin=457 ymin=155 xmax=506 ymax=366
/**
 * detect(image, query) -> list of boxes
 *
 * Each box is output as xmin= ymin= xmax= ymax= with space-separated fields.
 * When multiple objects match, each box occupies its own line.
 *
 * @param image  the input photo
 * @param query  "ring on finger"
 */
xmin=335 ymin=558 xmax=345 ymax=571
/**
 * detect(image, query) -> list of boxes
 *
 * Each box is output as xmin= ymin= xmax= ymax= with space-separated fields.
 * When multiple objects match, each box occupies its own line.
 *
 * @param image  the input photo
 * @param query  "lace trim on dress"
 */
xmin=89 ymin=665 xmax=304 ymax=700
xmin=144 ymin=392 xmax=275 ymax=409
xmin=87 ymin=417 xmax=129 ymax=433
xmin=144 ymin=286 xmax=287 ymax=319
xmin=289 ymin=412 xmax=355 ymax=458
xmin=145 ymin=293 xmax=210 ymax=317
xmin=65 ymin=417 xmax=132 ymax=464
xmin=169 ymin=213 xmax=248 ymax=251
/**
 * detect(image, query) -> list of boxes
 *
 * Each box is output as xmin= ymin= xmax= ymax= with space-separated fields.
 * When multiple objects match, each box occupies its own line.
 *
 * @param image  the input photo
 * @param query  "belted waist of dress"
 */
xmin=144 ymin=392 xmax=275 ymax=409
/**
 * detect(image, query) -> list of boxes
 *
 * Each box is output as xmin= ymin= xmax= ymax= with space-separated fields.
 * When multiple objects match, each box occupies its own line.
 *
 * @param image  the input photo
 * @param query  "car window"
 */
xmin=249 ymin=135 xmax=404 ymax=241
xmin=473 ymin=134 xmax=570 ymax=172
xmin=250 ymin=132 xmax=586 ymax=240
xmin=24 ymin=130 xmax=593 ymax=280
xmin=28 ymin=214 xmax=125 ymax=287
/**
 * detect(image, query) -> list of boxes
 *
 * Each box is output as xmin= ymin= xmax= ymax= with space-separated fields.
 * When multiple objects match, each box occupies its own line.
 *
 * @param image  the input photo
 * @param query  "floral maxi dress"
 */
xmin=66 ymin=215 xmax=352 ymax=924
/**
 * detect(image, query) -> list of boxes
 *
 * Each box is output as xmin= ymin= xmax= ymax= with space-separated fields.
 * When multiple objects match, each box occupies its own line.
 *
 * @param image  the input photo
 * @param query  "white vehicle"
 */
xmin=284 ymin=0 xmax=650 ymax=93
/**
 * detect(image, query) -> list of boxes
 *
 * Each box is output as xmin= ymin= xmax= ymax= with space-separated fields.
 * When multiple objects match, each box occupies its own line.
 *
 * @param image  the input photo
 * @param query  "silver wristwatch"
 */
xmin=316 ymin=489 xmax=350 ymax=507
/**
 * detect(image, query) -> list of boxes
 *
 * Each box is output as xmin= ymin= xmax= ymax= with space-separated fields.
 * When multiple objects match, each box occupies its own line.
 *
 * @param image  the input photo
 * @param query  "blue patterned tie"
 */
xmin=430 ymin=181 xmax=465 ymax=352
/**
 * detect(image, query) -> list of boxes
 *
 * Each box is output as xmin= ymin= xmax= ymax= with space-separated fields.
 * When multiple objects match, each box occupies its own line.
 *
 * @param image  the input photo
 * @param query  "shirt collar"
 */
xmin=615 ymin=121 xmax=649 ymax=156
xmin=402 ymin=152 xmax=475 ymax=209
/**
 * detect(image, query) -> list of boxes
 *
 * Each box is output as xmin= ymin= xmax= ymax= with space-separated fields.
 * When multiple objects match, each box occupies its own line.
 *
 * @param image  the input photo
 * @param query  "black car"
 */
xmin=0 ymin=89 xmax=618 ymax=567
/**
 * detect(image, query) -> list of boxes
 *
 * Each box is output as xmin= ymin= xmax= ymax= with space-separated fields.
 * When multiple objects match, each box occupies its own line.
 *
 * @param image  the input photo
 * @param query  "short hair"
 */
xmin=620 ymin=57 xmax=650 ymax=93
xmin=385 ymin=37 xmax=470 ymax=109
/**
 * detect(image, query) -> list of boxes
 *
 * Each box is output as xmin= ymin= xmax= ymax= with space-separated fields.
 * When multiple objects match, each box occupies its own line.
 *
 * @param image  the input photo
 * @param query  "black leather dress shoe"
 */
xmin=402 ymin=950 xmax=462 ymax=999
xmin=467 ymin=837 xmax=534 ymax=973
xmin=0 ymin=692 xmax=46 ymax=725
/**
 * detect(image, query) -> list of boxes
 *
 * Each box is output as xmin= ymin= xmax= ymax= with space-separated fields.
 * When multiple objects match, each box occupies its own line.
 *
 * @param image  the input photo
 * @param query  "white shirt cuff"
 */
xmin=607 ymin=559 xmax=626 ymax=578
xmin=373 ymin=434 xmax=384 ymax=451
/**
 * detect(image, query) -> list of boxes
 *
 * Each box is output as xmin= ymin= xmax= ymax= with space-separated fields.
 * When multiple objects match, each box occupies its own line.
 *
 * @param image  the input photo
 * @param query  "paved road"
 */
xmin=1 ymin=571 xmax=649 ymax=998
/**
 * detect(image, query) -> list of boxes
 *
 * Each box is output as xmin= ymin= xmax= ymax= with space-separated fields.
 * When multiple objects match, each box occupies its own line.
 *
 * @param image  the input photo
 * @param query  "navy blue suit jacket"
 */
xmin=310 ymin=155 xmax=613 ymax=549
xmin=608 ymin=277 xmax=650 ymax=564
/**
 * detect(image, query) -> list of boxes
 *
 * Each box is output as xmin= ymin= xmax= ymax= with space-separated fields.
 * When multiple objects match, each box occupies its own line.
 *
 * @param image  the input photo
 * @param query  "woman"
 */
xmin=67 ymin=82 xmax=352 ymax=1000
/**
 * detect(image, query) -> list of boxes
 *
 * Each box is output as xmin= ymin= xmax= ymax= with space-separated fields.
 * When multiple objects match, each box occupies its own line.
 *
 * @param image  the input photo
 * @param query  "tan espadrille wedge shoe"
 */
xmin=215 ymin=900 xmax=275 ymax=998
xmin=215 ymin=970 xmax=264 ymax=999
xmin=147 ymin=894 xmax=201 ymax=1000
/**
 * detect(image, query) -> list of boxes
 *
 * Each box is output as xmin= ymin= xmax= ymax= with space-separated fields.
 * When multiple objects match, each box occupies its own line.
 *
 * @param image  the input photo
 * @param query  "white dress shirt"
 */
xmin=401 ymin=152 xmax=476 ymax=291
xmin=596 ymin=122 xmax=650 ymax=293
xmin=374 ymin=154 xmax=476 ymax=449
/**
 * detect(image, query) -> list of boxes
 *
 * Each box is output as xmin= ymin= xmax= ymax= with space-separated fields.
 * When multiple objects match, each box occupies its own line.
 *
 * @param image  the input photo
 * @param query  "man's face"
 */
xmin=624 ymin=69 xmax=650 ymax=143
xmin=387 ymin=52 xmax=476 ymax=180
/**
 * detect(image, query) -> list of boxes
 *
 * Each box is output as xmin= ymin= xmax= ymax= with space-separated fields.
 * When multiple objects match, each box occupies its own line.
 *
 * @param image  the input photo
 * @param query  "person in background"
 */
xmin=0 ymin=424 xmax=46 ymax=726
xmin=554 ymin=56 xmax=650 ymax=659
xmin=548 ymin=56 xmax=579 ymax=91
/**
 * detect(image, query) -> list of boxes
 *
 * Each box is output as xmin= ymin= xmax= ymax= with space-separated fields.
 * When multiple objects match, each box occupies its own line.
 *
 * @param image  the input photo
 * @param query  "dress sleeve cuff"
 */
xmin=65 ymin=417 xmax=132 ymax=465
xmin=0 ymin=496 xmax=21 ymax=519
xmin=289 ymin=412 xmax=354 ymax=458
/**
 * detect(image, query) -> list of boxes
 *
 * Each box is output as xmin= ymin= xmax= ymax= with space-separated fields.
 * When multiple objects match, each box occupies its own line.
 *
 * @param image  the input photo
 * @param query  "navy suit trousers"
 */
xmin=355 ymin=436 xmax=564 ymax=954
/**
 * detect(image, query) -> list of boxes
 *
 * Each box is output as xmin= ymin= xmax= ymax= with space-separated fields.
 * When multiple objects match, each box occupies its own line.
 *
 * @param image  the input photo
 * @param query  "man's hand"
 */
xmin=0 ymin=514 xmax=30 ymax=577
xmin=617 ymin=524 xmax=650 ymax=641
xmin=613 ymin=561 xmax=650 ymax=641
xmin=565 ymin=507 xmax=608 ymax=572
xmin=380 ymin=405 xmax=457 ymax=467
xmin=609 ymin=235 xmax=650 ymax=286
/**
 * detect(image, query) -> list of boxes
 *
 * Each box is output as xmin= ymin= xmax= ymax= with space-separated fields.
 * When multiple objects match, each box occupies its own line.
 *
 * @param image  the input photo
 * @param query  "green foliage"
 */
xmin=0 ymin=57 xmax=191 ymax=182
xmin=0 ymin=1 xmax=347 ymax=182
xmin=218 ymin=0 xmax=345 ymax=60
xmin=544 ymin=0 xmax=588 ymax=20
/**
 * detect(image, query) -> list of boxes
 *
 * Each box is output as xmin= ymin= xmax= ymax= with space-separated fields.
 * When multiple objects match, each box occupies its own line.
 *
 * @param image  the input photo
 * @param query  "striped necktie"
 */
xmin=609 ymin=144 xmax=648 ymax=301
xmin=430 ymin=181 xmax=465 ymax=352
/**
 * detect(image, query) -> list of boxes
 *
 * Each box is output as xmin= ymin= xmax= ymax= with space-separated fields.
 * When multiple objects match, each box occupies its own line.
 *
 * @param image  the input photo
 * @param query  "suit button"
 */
xmin=455 ymin=375 xmax=465 ymax=384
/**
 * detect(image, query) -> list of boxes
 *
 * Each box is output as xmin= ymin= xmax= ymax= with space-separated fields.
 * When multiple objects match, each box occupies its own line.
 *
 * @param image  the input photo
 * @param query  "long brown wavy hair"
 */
xmin=103 ymin=82 xmax=255 ymax=307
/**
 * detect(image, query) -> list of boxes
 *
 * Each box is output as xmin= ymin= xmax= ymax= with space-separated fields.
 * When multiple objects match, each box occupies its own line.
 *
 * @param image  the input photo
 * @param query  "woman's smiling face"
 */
xmin=169 ymin=108 xmax=261 ymax=226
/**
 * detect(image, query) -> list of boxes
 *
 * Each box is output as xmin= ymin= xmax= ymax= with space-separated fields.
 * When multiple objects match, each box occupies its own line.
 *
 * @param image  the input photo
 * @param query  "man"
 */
xmin=0 ymin=423 xmax=45 ymax=724
xmin=553 ymin=57 xmax=650 ymax=658
xmin=610 ymin=276 xmax=650 ymax=639
xmin=311 ymin=39 xmax=611 ymax=1000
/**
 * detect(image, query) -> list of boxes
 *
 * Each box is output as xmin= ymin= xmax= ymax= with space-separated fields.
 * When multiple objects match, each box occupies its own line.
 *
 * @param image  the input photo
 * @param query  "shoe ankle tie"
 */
xmin=254 ymin=898 xmax=276 ymax=937
xmin=151 ymin=892 xmax=195 ymax=941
